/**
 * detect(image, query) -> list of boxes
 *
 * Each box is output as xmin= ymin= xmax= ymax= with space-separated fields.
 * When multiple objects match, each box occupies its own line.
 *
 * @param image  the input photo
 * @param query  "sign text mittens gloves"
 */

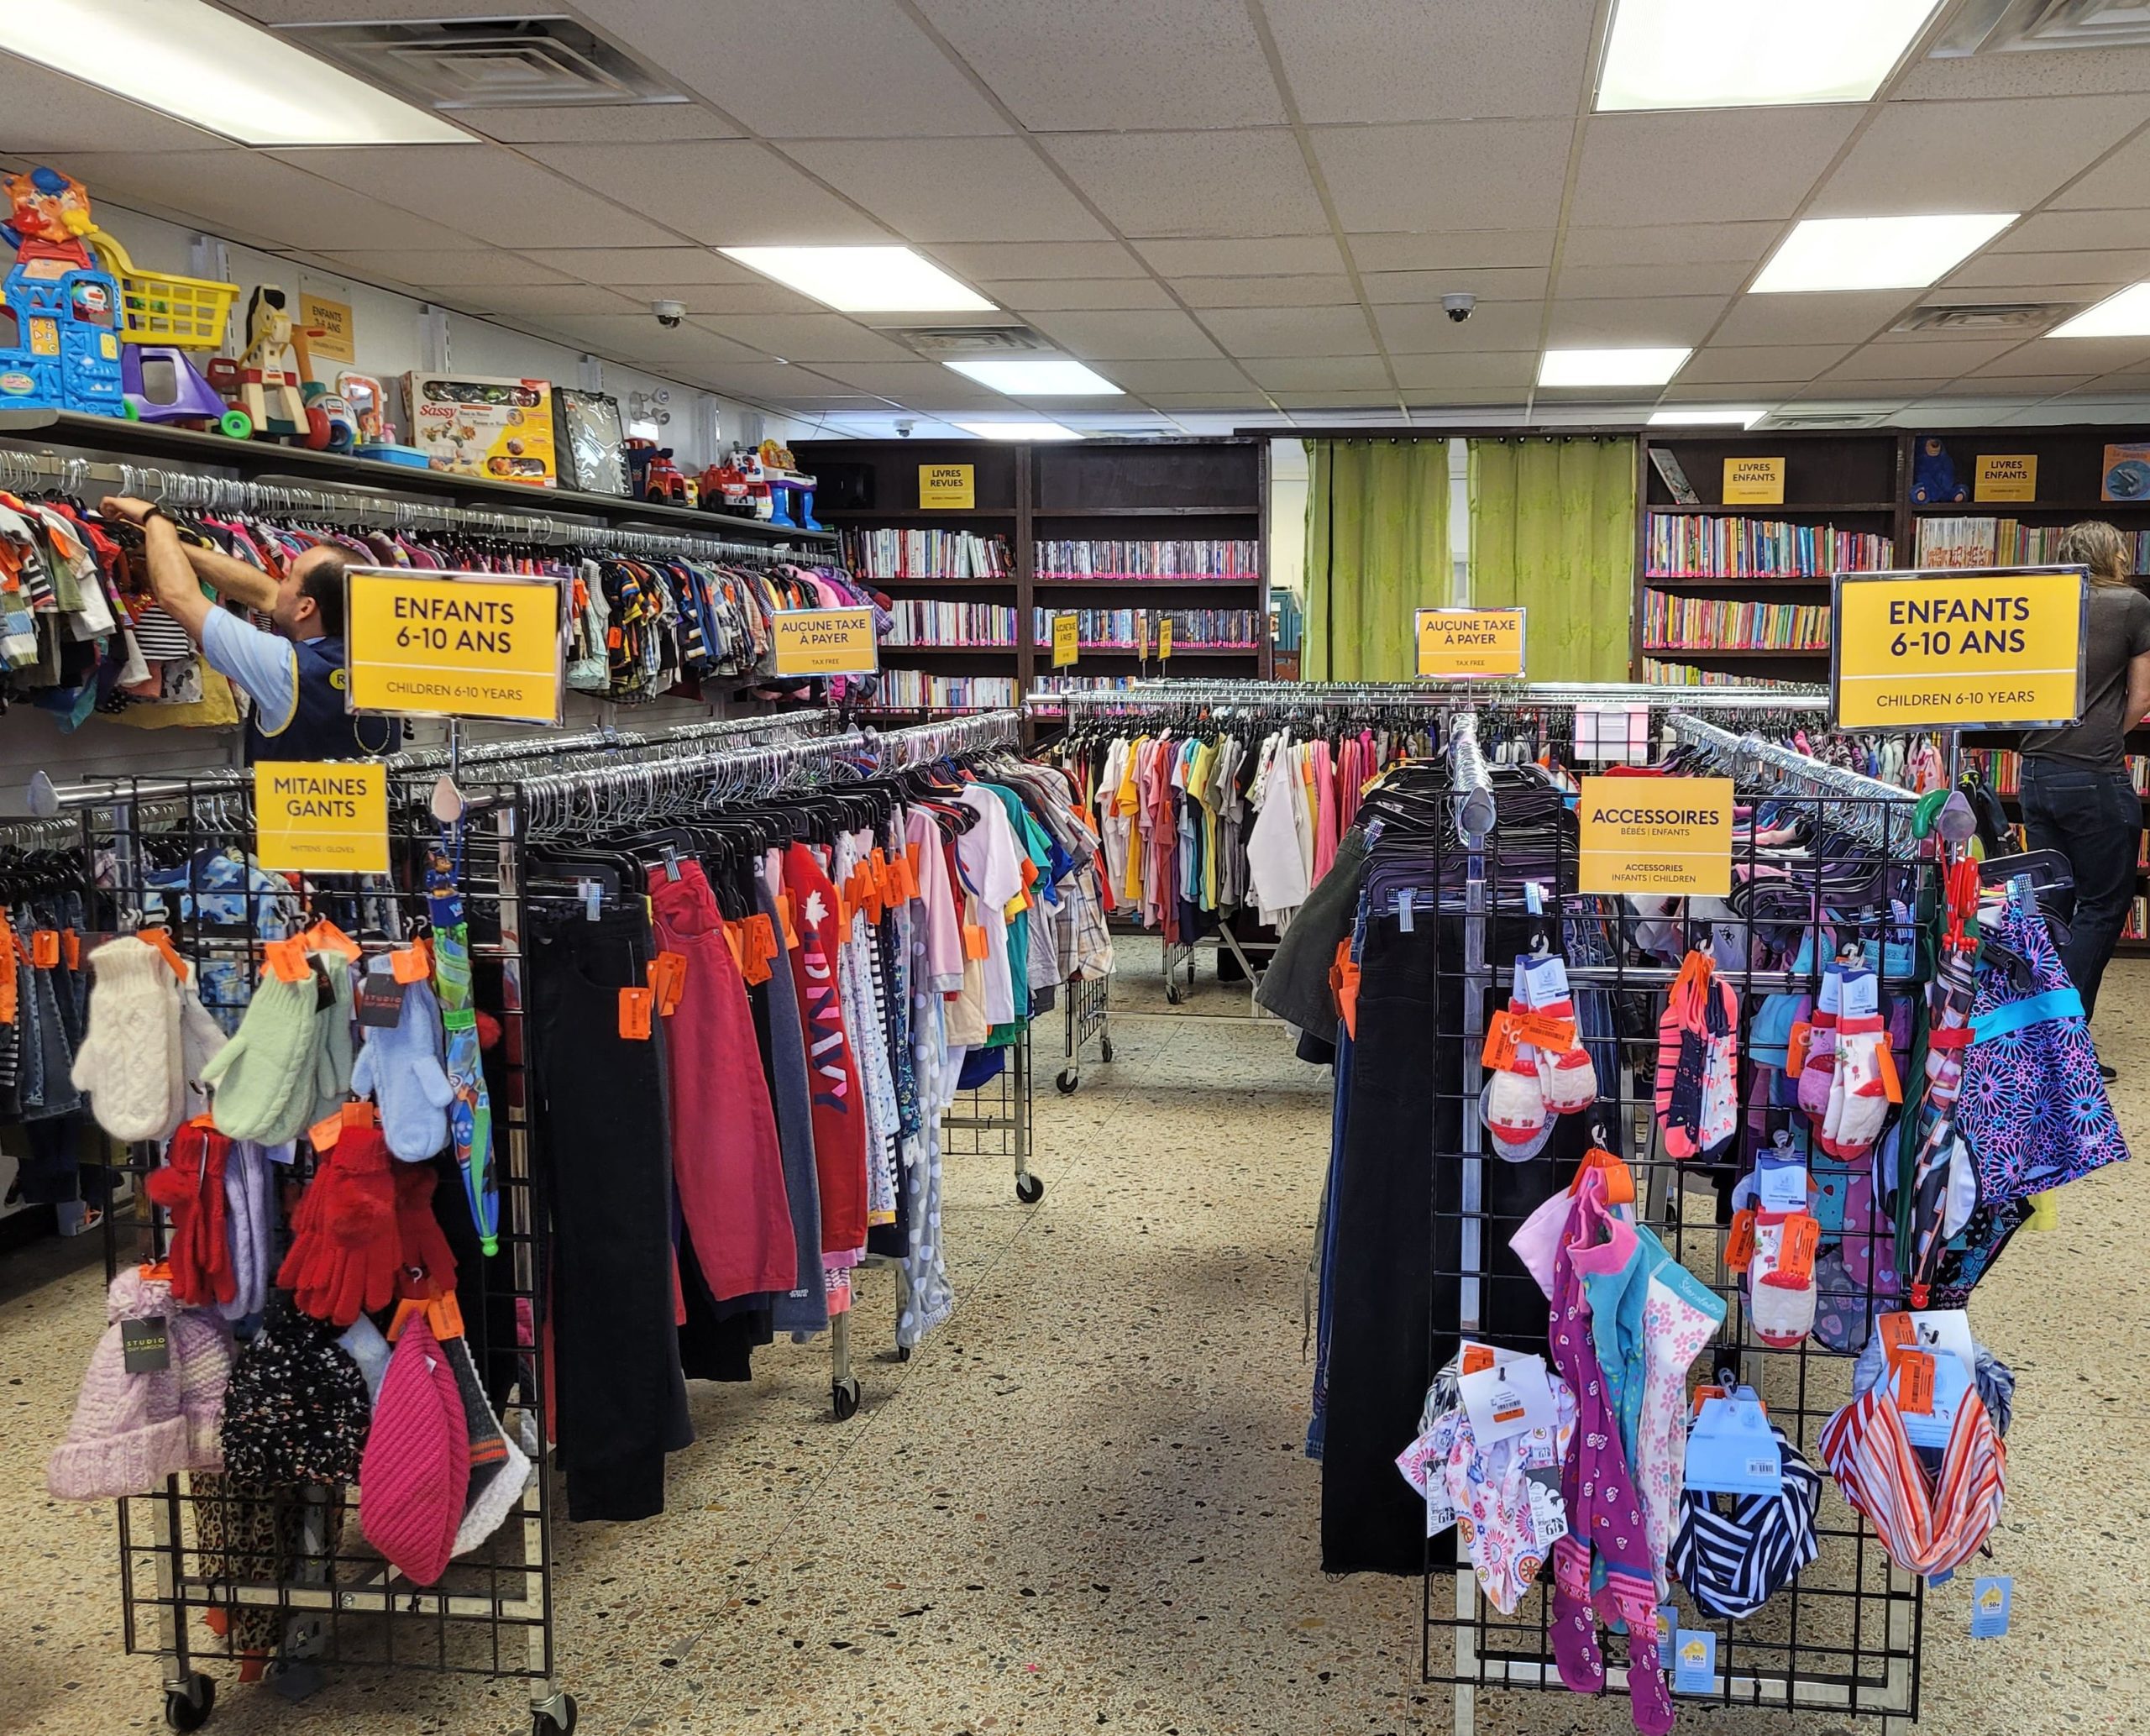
xmin=202 ymin=973 xmax=324 ymax=1145
xmin=71 ymin=936 xmax=184 ymax=1142
xmin=351 ymin=969 xmax=455 ymax=1162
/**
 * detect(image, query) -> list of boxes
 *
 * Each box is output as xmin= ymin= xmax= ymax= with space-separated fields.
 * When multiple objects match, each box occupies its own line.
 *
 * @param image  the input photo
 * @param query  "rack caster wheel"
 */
xmin=1099 ymin=1036 xmax=1114 ymax=1062
xmin=164 ymin=1673 xmax=215 ymax=1732
xmin=1056 ymin=1066 xmax=1079 ymax=1094
xmin=1015 ymin=1172 xmax=1045 ymax=1205
xmin=531 ymin=1691 xmax=578 ymax=1736
xmin=1165 ymin=983 xmax=1184 ymax=1005
xmin=832 ymin=1377 xmax=861 ymax=1420
xmin=896 ymin=1344 xmax=912 ymax=1363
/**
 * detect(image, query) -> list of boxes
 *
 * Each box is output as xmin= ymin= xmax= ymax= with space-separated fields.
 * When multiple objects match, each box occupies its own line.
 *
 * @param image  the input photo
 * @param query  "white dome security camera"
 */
xmin=652 ymin=300 xmax=685 ymax=329
xmin=1443 ymin=292 xmax=1476 ymax=323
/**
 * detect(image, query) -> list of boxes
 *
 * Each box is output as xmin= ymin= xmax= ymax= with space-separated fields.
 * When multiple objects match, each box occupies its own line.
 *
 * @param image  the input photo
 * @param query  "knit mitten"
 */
xmin=203 ymin=973 xmax=324 ymax=1145
xmin=1822 ymin=988 xmax=1890 ymax=1157
xmin=177 ymin=973 xmax=228 ymax=1125
xmin=1748 ymin=1211 xmax=1819 ymax=1346
xmin=393 ymin=1162 xmax=459 ymax=1298
xmin=220 ymin=1141 xmax=277 ymax=1323
xmin=1486 ymin=1052 xmax=1550 ymax=1151
xmin=278 ymin=1126 xmax=400 ymax=1326
xmin=307 ymin=955 xmax=358 ymax=1130
xmin=1796 ymin=965 xmax=1843 ymax=1124
xmin=1524 ymin=957 xmax=1598 ymax=1115
xmin=351 ymin=968 xmax=455 ymax=1162
xmin=147 ymin=1121 xmax=235 ymax=1310
xmin=71 ymin=936 xmax=183 ymax=1142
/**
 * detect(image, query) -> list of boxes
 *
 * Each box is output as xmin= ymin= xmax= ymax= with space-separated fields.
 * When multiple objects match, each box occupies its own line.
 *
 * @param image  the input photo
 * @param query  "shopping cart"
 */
xmin=85 ymin=228 xmax=238 ymax=349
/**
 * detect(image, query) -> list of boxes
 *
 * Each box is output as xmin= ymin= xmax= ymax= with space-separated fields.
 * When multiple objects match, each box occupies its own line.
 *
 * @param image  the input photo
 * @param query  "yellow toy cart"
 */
xmin=84 ymin=227 xmax=238 ymax=349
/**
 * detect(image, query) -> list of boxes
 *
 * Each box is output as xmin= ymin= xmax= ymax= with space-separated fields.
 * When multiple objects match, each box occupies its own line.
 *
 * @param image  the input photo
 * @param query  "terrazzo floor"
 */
xmin=3 ymin=941 xmax=2146 ymax=1735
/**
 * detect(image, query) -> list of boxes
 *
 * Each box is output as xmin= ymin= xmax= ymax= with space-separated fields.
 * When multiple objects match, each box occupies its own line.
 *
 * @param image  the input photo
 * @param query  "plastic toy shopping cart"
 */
xmin=85 ymin=227 xmax=238 ymax=349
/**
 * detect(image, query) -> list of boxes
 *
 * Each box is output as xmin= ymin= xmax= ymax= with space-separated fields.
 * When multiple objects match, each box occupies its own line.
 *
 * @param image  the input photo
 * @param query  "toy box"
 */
xmin=402 ymin=371 xmax=558 ymax=487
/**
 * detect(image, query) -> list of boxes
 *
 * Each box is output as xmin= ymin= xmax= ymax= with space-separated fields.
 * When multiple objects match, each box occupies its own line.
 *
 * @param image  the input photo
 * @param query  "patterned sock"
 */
xmin=1550 ymin=1535 xmax=1605 ymax=1692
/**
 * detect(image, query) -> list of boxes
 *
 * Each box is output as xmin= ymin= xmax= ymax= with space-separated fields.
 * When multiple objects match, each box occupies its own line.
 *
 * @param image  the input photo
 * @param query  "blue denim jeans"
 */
xmin=2018 ymin=758 xmax=2142 ymax=1020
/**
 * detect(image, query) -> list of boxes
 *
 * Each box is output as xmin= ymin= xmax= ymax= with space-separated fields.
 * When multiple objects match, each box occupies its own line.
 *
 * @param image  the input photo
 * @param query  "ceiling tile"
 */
xmin=1712 ymin=291 xmax=1914 ymax=348
xmin=1198 ymin=306 xmax=1377 ymax=357
xmin=1944 ymin=247 xmax=2150 ymax=291
xmin=527 ymin=314 xmax=773 ymax=366
xmin=2053 ymin=124 xmax=2150 ymax=211
xmin=1374 ymin=301 xmax=1544 ymax=352
xmin=518 ymin=248 xmax=757 ymax=285
xmin=48 ymin=150 xmax=476 ymax=252
xmin=990 ymin=279 xmax=1178 ymax=312
xmin=1922 ymin=374 xmax=2087 ymax=397
xmin=1025 ymin=308 xmax=1227 ymax=360
xmin=2001 ymin=336 xmax=2150 ymax=375
xmin=782 ymin=139 xmax=1107 ymax=243
xmin=524 ymin=142 xmax=886 ymax=245
xmin=1143 ymin=391 xmax=1276 ymax=408
xmin=915 ymin=0 xmax=1282 ymax=130
xmin=925 ymin=240 xmax=1149 ymax=281
xmin=454 ymin=284 xmax=646 ymax=318
xmin=1893 ymin=45 xmax=2150 ymax=102
xmin=1262 ymin=0 xmax=1593 ymax=123
xmin=1820 ymin=339 xmax=2027 ymax=384
xmin=1242 ymin=356 xmax=1393 ymax=392
xmin=450 ymin=103 xmax=743 ymax=144
xmin=1674 ymin=344 xmax=1851 ymax=384
xmin=1388 ymin=352 xmax=1539 ymax=391
xmin=1310 ymin=121 xmax=1571 ymax=233
xmin=310 ymin=250 xmax=575 ymax=287
xmin=687 ymin=362 xmax=859 ymax=400
xmin=1102 ymin=359 xmax=1258 ymax=392
xmin=1348 ymin=231 xmax=1557 ymax=270
xmin=222 ymin=0 xmax=511 ymax=17
xmin=1661 ymin=380 xmax=1807 ymax=403
xmin=1364 ymin=266 xmax=1550 ymax=303
xmin=1544 ymin=295 xmax=1727 ymax=346
xmin=1991 ymin=211 xmax=2146 ymax=253
xmin=573 ymin=0 xmax=1007 ymax=137
xmin=1812 ymin=97 xmax=2147 ymax=217
xmin=271 ymin=145 xmax=680 ymax=248
xmin=1177 ymin=275 xmax=1360 ymax=308
xmin=620 ymin=282 xmax=826 ymax=316
xmin=686 ymin=314 xmax=919 ymax=363
xmin=1040 ymin=131 xmax=1326 ymax=239
xmin=1561 ymin=222 xmax=1786 ymax=269
xmin=1268 ymin=390 xmax=1402 ymax=406
xmin=1132 ymin=236 xmax=1345 ymax=276
xmin=1570 ymin=109 xmax=1860 ymax=228
xmin=1403 ymin=392 xmax=1534 ymax=411
xmin=0 ymin=55 xmax=223 ymax=153
xmin=1556 ymin=260 xmax=1754 ymax=299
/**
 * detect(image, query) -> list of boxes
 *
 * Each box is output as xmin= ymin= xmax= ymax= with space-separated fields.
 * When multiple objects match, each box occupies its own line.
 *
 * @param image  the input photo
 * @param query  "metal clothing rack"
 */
xmin=1665 ymin=713 xmax=1917 ymax=852
xmin=1050 ymin=678 xmax=1833 ymax=714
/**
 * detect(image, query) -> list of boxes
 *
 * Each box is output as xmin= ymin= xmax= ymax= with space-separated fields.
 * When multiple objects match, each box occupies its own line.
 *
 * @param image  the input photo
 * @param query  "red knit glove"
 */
xmin=392 ymin=1162 xmax=459 ymax=1298
xmin=147 ymin=1122 xmax=234 ymax=1309
xmin=277 ymin=1126 xmax=399 ymax=1325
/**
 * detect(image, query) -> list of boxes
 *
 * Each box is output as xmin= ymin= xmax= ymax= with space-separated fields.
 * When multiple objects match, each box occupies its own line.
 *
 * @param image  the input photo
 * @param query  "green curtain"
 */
xmin=1467 ymin=436 xmax=1637 ymax=683
xmin=1303 ymin=438 xmax=1450 ymax=680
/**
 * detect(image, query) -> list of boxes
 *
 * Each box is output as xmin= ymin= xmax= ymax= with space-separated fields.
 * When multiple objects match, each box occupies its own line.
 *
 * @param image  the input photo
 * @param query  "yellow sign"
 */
xmin=1415 ymin=607 xmax=1525 ymax=679
xmin=1833 ymin=568 xmax=2086 ymax=730
xmin=1157 ymin=616 xmax=1174 ymax=660
xmin=345 ymin=569 xmax=564 ymax=724
xmin=1974 ymin=454 xmax=2037 ymax=503
xmin=771 ymin=607 xmax=879 ymax=677
xmin=1051 ymin=611 xmax=1080 ymax=668
xmin=254 ymin=762 xmax=389 ymax=875
xmin=919 ymin=463 xmax=975 ymax=510
xmin=1723 ymin=456 xmax=1786 ymax=505
xmin=300 ymin=292 xmax=355 ymax=367
xmin=1577 ymin=775 xmax=1733 ymax=897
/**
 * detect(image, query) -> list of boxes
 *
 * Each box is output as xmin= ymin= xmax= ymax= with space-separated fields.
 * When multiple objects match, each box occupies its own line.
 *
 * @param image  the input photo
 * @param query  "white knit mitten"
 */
xmin=177 ymin=974 xmax=228 ymax=1126
xmin=71 ymin=936 xmax=183 ymax=1142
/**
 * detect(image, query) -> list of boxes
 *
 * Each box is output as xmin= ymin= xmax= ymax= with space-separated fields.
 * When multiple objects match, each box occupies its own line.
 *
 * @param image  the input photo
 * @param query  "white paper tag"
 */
xmin=1839 ymin=966 xmax=1879 ymax=1020
xmin=1525 ymin=1472 xmax=1568 ymax=1550
xmin=1908 ymin=1308 xmax=1979 ymax=1379
xmin=1523 ymin=953 xmax=1572 ymax=1008
xmin=1459 ymin=1354 xmax=1559 ymax=1445
xmin=1757 ymin=1162 xmax=1810 ymax=1212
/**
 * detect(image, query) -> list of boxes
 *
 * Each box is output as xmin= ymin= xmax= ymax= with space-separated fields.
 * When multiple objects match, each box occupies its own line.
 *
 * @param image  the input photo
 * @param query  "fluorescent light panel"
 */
xmin=945 ymin=356 xmax=1121 ymax=396
xmin=1651 ymin=407 xmax=1768 ymax=427
xmin=2050 ymin=283 xmax=2150 ymax=338
xmin=0 ymin=0 xmax=464 ymax=145
xmin=1751 ymin=214 xmax=2015 ymax=293
xmin=719 ymin=246 xmax=993 ymax=313
xmin=1539 ymin=348 xmax=1691 ymax=387
xmin=1597 ymin=0 xmax=1943 ymax=111
xmin=954 ymin=422 xmax=1083 ymax=441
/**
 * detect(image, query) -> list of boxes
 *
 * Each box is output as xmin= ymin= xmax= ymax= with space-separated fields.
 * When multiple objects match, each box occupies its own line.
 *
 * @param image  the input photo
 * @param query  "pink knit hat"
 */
xmin=359 ymin=1314 xmax=469 ymax=1587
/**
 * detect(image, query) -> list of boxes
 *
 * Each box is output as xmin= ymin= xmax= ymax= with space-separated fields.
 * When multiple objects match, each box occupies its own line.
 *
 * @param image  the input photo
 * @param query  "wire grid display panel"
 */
xmin=92 ymin=774 xmax=557 ymax=1685
xmin=1417 ymin=787 xmax=1922 ymax=1723
xmin=1064 ymin=969 xmax=1110 ymax=1066
xmin=941 ymin=1024 xmax=1030 ymax=1161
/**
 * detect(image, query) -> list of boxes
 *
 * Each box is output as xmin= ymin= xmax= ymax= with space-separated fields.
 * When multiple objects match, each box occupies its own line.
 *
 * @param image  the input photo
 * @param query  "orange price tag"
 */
xmin=1690 ymin=1383 xmax=1727 ymax=1419
xmin=962 ymin=922 xmax=990 ymax=962
xmin=1874 ymin=1039 xmax=1904 ymax=1104
xmin=307 ymin=1110 xmax=343 ymax=1152
xmin=905 ymin=842 xmax=925 ymax=901
xmin=390 ymin=941 xmax=432 ymax=985
xmin=341 ymin=1099 xmax=377 ymax=1130
xmin=1772 ymin=1213 xmax=1820 ymax=1286
xmin=30 ymin=929 xmax=59 ymax=968
xmin=648 ymin=950 xmax=689 ymax=1016
xmin=1481 ymin=1009 xmax=1521 ymax=1073
xmin=618 ymin=986 xmax=653 ymax=1041
xmin=263 ymin=936 xmax=311 ymax=983
xmin=775 ymin=891 xmax=800 ymax=951
xmin=1724 ymin=1209 xmax=1758 ymax=1272
xmin=741 ymin=914 xmax=777 ymax=986
xmin=1878 ymin=1311 xmax=1917 ymax=1366
xmin=1895 ymin=1349 xmax=1937 ymax=1415
xmin=305 ymin=918 xmax=362 ymax=960
xmin=140 ymin=926 xmax=190 ymax=981
xmin=62 ymin=929 xmax=81 ymax=970
xmin=1460 ymin=1344 xmax=1496 ymax=1376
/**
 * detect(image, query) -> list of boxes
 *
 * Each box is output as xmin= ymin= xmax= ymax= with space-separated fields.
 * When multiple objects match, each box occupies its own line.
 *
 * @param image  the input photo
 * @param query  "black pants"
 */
xmin=529 ymin=908 xmax=690 ymax=1522
xmin=1319 ymin=912 xmax=1583 ymax=1576
xmin=2020 ymin=758 xmax=2142 ymax=1020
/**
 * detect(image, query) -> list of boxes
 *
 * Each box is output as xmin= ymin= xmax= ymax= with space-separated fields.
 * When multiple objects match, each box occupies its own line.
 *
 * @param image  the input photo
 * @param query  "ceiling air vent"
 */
xmin=1891 ymin=302 xmax=2075 ymax=333
xmin=1763 ymin=412 xmax=1893 ymax=430
xmin=886 ymin=327 xmax=1057 ymax=358
xmin=1932 ymin=0 xmax=2150 ymax=55
xmin=275 ymin=17 xmax=686 ymax=108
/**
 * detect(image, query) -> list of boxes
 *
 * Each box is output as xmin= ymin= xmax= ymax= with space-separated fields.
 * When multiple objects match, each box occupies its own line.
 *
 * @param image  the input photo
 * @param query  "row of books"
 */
xmin=871 ymin=671 xmax=1019 ymax=711
xmin=1641 ymin=591 xmax=1830 ymax=651
xmin=1027 ymin=674 xmax=1137 ymax=713
xmin=1645 ymin=514 xmax=1895 ymax=578
xmin=2124 ymin=897 xmax=2149 ymax=941
xmin=1032 ymin=539 xmax=1259 ymax=580
xmin=1032 ymin=606 xmax=1259 ymax=646
xmin=1642 ymin=660 xmax=1817 ymax=688
xmin=1915 ymin=517 xmax=2150 ymax=574
xmin=1959 ymin=747 xmax=2150 ymax=798
xmin=883 ymin=601 xmax=1018 ymax=647
xmin=841 ymin=527 xmax=1012 ymax=580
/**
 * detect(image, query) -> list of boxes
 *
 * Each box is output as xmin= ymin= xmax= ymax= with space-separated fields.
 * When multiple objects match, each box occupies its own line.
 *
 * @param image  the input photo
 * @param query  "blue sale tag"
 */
xmin=1970 ymin=1576 xmax=2011 ymax=1639
xmin=1673 ymin=1629 xmax=1717 ymax=1694
xmin=1656 ymin=1604 xmax=1678 ymax=1670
